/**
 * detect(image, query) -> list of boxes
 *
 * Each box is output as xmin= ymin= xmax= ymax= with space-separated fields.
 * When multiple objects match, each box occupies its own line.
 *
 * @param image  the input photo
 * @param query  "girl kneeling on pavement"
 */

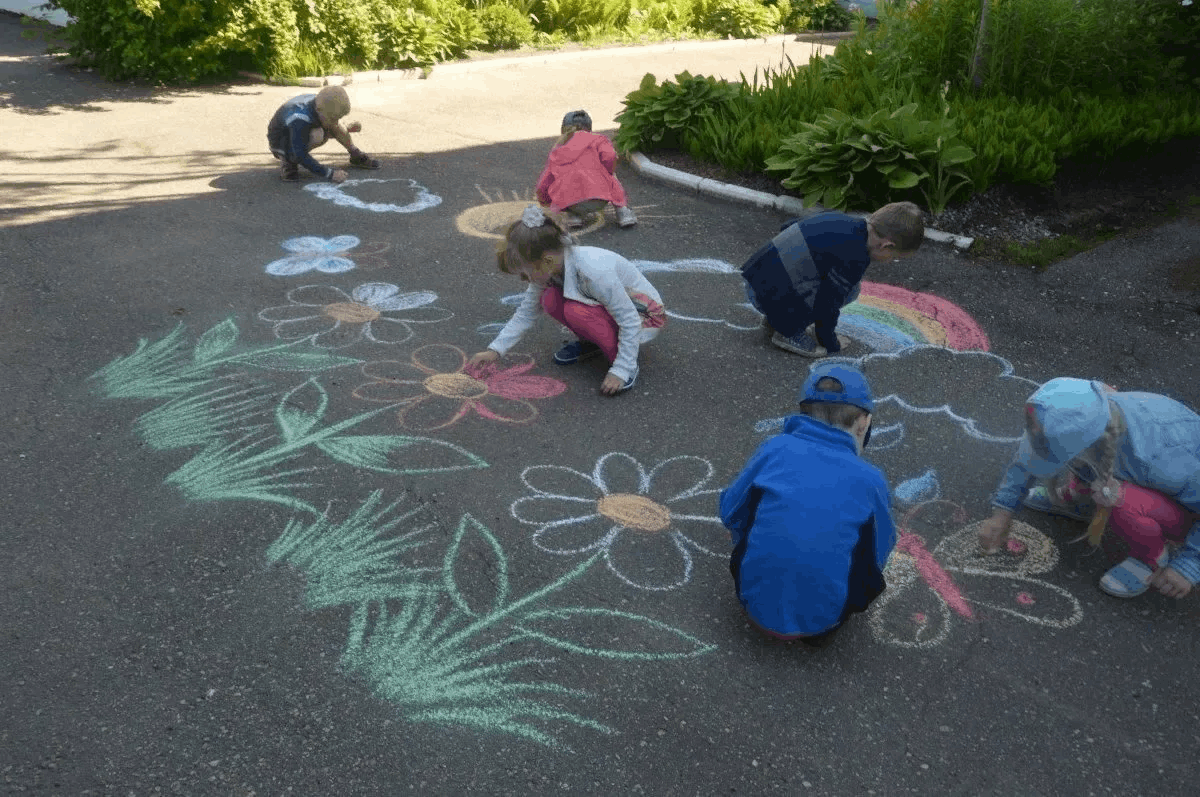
xmin=469 ymin=206 xmax=664 ymax=395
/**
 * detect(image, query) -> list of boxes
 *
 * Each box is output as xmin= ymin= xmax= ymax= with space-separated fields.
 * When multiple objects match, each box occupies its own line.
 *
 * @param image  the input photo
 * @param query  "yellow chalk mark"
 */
xmin=856 ymin=293 xmax=948 ymax=347
xmin=597 ymin=494 xmax=671 ymax=533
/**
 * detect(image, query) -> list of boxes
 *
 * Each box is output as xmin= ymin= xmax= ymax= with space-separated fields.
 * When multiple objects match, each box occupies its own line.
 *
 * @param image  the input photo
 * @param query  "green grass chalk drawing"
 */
xmin=95 ymin=318 xmax=716 ymax=749
xmin=92 ymin=318 xmax=363 ymax=399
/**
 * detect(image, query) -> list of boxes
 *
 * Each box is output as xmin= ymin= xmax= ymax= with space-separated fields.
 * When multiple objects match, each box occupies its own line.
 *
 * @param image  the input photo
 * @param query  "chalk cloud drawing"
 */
xmin=304 ymin=178 xmax=442 ymax=214
xmin=352 ymin=344 xmax=567 ymax=430
xmin=869 ymin=494 xmax=1083 ymax=649
xmin=512 ymin=452 xmax=725 ymax=591
xmin=258 ymin=283 xmax=453 ymax=349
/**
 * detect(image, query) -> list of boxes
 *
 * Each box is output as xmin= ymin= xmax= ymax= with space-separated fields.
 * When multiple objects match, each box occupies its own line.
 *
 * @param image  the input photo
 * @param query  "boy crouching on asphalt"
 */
xmin=719 ymin=363 xmax=897 ymax=646
xmin=742 ymin=202 xmax=924 ymax=357
xmin=267 ymin=85 xmax=380 ymax=182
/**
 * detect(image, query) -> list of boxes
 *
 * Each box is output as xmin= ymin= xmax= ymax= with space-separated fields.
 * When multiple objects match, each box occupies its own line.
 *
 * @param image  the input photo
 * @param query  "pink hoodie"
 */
xmin=535 ymin=131 xmax=628 ymax=211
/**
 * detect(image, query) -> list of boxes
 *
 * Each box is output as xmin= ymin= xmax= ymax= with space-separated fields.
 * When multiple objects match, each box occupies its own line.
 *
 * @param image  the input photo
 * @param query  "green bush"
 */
xmin=785 ymin=0 xmax=850 ymax=32
xmin=536 ymin=0 xmax=631 ymax=36
xmin=613 ymin=70 xmax=743 ymax=153
xmin=478 ymin=4 xmax=536 ymax=50
xmin=705 ymin=0 xmax=777 ymax=39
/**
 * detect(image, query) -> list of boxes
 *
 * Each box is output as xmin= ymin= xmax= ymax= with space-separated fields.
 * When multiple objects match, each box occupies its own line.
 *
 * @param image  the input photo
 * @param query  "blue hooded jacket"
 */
xmin=720 ymin=414 xmax=896 ymax=636
xmin=266 ymin=94 xmax=334 ymax=179
xmin=992 ymin=380 xmax=1200 ymax=583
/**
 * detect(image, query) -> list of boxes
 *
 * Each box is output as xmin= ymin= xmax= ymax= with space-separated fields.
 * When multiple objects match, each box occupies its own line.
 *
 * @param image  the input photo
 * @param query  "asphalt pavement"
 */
xmin=2 ymin=12 xmax=1199 ymax=795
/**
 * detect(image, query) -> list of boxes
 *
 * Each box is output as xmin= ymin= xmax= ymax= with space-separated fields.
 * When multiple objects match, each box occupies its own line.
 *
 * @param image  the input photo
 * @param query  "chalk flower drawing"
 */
xmin=259 ymin=283 xmax=452 ymax=349
xmin=353 ymin=344 xmax=566 ymax=430
xmin=512 ymin=453 xmax=725 ymax=591
xmin=869 ymin=498 xmax=1083 ymax=649
xmin=264 ymin=235 xmax=363 ymax=276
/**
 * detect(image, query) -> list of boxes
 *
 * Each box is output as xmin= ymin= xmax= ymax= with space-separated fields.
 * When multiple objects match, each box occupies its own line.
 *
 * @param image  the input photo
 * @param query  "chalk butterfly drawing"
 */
xmin=869 ymin=498 xmax=1084 ymax=649
xmin=512 ymin=452 xmax=726 ymax=591
xmin=263 ymin=235 xmax=392 ymax=276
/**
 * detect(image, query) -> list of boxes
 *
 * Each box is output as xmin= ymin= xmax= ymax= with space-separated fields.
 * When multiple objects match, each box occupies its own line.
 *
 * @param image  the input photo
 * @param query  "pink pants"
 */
xmin=540 ymin=286 xmax=662 ymax=364
xmin=1071 ymin=478 xmax=1195 ymax=567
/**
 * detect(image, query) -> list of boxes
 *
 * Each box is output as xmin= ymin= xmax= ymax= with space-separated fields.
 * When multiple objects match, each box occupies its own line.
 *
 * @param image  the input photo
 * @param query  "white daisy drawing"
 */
xmin=511 ymin=452 xmax=726 ymax=591
xmin=264 ymin=235 xmax=364 ymax=276
xmin=258 ymin=283 xmax=453 ymax=349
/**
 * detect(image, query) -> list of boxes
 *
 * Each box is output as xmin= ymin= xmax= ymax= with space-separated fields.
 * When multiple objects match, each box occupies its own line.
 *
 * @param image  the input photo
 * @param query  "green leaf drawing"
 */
xmin=165 ymin=433 xmax=319 ymax=513
xmin=517 ymin=608 xmax=718 ymax=660
xmin=91 ymin=323 xmax=213 ymax=399
xmin=235 ymin=350 xmax=361 ymax=372
xmin=317 ymin=435 xmax=489 ymax=475
xmin=267 ymin=490 xmax=441 ymax=610
xmin=276 ymin=378 xmax=328 ymax=443
xmin=193 ymin=318 xmax=239 ymax=364
xmin=135 ymin=381 xmax=272 ymax=451
xmin=443 ymin=515 xmax=509 ymax=617
xmin=341 ymin=596 xmax=612 ymax=750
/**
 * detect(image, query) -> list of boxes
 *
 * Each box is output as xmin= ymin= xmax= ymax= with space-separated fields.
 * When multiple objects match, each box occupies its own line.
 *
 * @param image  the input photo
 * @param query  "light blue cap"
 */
xmin=1017 ymin=378 xmax=1111 ymax=477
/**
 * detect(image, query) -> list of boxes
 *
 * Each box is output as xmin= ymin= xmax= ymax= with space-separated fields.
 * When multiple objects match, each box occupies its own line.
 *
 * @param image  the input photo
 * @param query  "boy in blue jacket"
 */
xmin=742 ymin=202 xmax=924 ymax=357
xmin=720 ymin=363 xmax=897 ymax=645
xmin=267 ymin=85 xmax=380 ymax=182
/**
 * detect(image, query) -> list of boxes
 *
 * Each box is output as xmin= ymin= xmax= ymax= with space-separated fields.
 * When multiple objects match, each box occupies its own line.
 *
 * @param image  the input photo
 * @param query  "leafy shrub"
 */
xmin=705 ymin=0 xmax=777 ymax=39
xmin=765 ymin=104 xmax=974 ymax=213
xmin=376 ymin=6 xmax=451 ymax=67
xmin=613 ymin=70 xmax=742 ymax=153
xmin=536 ymin=0 xmax=631 ymax=36
xmin=785 ymin=0 xmax=850 ymax=32
xmin=478 ymin=4 xmax=536 ymax=50
xmin=436 ymin=3 xmax=489 ymax=58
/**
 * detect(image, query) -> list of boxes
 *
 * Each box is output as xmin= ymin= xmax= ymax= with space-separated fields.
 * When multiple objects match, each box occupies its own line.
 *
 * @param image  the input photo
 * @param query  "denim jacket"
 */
xmin=991 ymin=390 xmax=1200 ymax=581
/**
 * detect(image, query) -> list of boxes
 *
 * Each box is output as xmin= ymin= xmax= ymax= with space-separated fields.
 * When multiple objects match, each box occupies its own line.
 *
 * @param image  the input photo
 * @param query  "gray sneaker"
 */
xmin=616 ymin=206 xmax=638 ymax=228
xmin=771 ymin=330 xmax=827 ymax=357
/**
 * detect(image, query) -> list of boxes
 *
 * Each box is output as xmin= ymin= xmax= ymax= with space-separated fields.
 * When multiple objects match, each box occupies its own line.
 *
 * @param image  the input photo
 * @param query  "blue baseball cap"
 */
xmin=800 ymin=363 xmax=875 ymax=413
xmin=1017 ymin=378 xmax=1111 ymax=477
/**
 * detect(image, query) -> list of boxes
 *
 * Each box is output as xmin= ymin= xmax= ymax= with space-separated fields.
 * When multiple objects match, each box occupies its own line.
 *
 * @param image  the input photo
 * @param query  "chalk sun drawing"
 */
xmin=512 ymin=453 xmax=725 ymax=591
xmin=264 ymin=235 xmax=388 ymax=276
xmin=455 ymin=186 xmax=605 ymax=240
xmin=869 ymin=498 xmax=1083 ymax=649
xmin=258 ymin=283 xmax=453 ymax=350
xmin=303 ymin=177 xmax=442 ymax=214
xmin=352 ymin=344 xmax=567 ymax=430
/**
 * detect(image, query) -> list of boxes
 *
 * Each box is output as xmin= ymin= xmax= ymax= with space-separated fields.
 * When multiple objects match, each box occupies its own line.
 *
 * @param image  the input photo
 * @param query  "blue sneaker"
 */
xmin=617 ymin=368 xmax=637 ymax=393
xmin=1021 ymin=485 xmax=1093 ymax=521
xmin=770 ymin=330 xmax=826 ymax=358
xmin=554 ymin=340 xmax=602 ymax=365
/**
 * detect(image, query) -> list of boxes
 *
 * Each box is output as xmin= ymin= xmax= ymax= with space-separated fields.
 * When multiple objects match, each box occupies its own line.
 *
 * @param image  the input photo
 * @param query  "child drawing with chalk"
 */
xmin=535 ymin=110 xmax=638 ymax=229
xmin=267 ymin=86 xmax=381 ymax=183
xmin=469 ymin=206 xmax=664 ymax=395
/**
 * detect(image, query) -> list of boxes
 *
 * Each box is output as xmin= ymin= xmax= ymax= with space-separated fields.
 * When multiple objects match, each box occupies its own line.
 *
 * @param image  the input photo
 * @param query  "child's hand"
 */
xmin=469 ymin=350 xmax=500 ymax=368
xmin=331 ymin=169 xmax=348 ymax=183
xmin=1149 ymin=566 xmax=1193 ymax=599
xmin=600 ymin=374 xmax=625 ymax=396
xmin=346 ymin=121 xmax=362 ymax=133
xmin=977 ymin=509 xmax=1014 ymax=554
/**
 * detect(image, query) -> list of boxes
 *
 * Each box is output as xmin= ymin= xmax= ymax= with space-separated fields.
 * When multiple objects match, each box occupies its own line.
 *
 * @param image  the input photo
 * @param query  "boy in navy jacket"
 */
xmin=267 ymin=85 xmax=380 ymax=182
xmin=720 ymin=363 xmax=897 ymax=645
xmin=742 ymin=202 xmax=924 ymax=357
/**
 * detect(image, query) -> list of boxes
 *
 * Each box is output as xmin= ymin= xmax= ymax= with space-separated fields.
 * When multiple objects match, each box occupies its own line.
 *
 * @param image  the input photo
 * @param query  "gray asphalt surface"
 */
xmin=3 ymin=12 xmax=1199 ymax=795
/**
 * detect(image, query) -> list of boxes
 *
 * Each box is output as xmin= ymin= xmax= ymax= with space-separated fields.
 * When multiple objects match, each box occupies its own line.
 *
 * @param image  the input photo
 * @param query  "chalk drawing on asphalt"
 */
xmin=304 ymin=178 xmax=442 ymax=214
xmin=512 ymin=452 xmax=726 ymax=591
xmin=97 ymin=321 xmax=713 ymax=748
xmin=455 ymin=187 xmax=605 ymax=240
xmin=264 ymin=235 xmax=390 ymax=275
xmin=352 ymin=343 xmax=567 ymax=430
xmin=258 ymin=283 xmax=453 ymax=349
xmin=869 ymin=497 xmax=1083 ymax=649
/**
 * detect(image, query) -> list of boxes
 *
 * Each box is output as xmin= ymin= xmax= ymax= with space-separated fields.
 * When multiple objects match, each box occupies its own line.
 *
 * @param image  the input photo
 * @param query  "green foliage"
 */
xmin=613 ymin=70 xmax=742 ymax=153
xmin=536 ymin=0 xmax=631 ymax=36
xmin=478 ymin=3 xmax=536 ymax=50
xmin=705 ymin=0 xmax=778 ymax=39
xmin=785 ymin=0 xmax=850 ymax=32
xmin=376 ymin=6 xmax=452 ymax=67
xmin=765 ymin=103 xmax=974 ymax=213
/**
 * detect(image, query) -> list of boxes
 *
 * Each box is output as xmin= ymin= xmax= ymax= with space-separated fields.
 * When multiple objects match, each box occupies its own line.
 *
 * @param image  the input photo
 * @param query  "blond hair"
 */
xmin=314 ymin=86 xmax=350 ymax=125
xmin=497 ymin=212 xmax=571 ymax=275
xmin=1046 ymin=400 xmax=1127 ymax=546
xmin=553 ymin=126 xmax=586 ymax=149
xmin=869 ymin=201 xmax=925 ymax=252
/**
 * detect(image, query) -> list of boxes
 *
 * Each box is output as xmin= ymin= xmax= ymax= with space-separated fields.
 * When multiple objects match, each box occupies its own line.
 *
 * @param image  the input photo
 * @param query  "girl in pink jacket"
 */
xmin=535 ymin=110 xmax=638 ymax=229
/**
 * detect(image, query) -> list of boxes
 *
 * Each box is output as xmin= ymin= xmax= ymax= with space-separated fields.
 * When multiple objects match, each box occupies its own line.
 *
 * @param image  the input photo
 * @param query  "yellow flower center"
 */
xmin=322 ymin=302 xmax=380 ymax=323
xmin=423 ymin=372 xmax=489 ymax=400
xmin=597 ymin=493 xmax=671 ymax=533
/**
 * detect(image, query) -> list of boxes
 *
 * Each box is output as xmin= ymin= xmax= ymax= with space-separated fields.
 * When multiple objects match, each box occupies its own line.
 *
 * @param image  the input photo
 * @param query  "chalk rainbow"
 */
xmin=842 ymin=282 xmax=989 ymax=352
